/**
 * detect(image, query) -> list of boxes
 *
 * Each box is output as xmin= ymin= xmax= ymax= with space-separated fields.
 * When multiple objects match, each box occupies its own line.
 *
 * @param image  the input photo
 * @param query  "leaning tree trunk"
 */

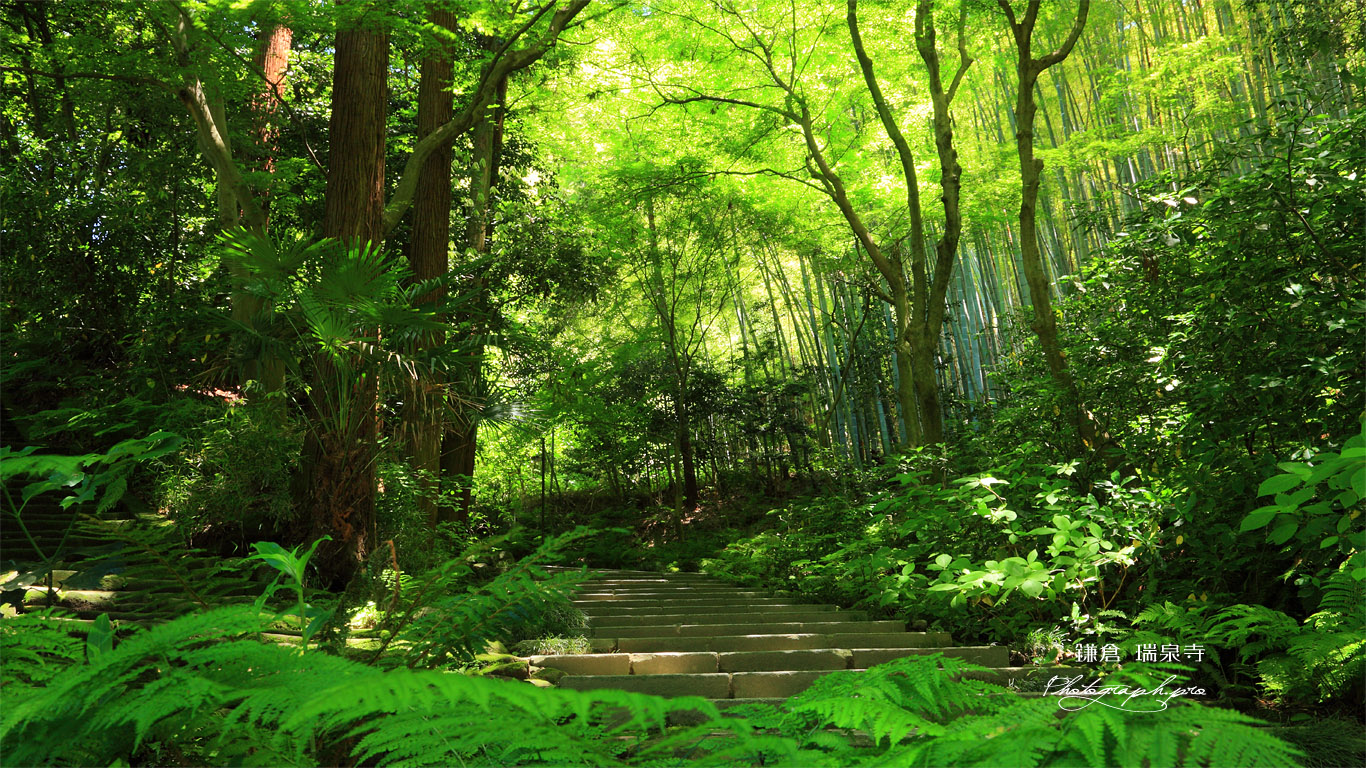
xmin=309 ymin=11 xmax=388 ymax=587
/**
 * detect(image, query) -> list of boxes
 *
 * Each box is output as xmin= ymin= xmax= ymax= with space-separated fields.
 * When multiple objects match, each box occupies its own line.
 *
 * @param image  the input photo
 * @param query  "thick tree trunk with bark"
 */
xmin=310 ymin=13 xmax=388 ymax=586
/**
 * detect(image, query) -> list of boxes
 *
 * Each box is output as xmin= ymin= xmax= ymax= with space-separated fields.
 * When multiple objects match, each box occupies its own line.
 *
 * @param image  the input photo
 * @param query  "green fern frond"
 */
xmin=786 ymin=655 xmax=1004 ymax=747
xmin=1311 ymin=567 xmax=1366 ymax=630
xmin=1161 ymin=704 xmax=1303 ymax=767
xmin=0 ymin=608 xmax=85 ymax=687
xmin=887 ymin=697 xmax=1056 ymax=767
xmin=0 ymin=605 xmax=267 ymax=765
xmin=1206 ymin=604 xmax=1302 ymax=659
xmin=379 ymin=528 xmax=595 ymax=668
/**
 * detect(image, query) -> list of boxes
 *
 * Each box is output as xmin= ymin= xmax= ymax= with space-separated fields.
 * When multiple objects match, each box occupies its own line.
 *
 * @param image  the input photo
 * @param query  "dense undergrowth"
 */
xmin=0 ymin=537 xmax=1309 ymax=768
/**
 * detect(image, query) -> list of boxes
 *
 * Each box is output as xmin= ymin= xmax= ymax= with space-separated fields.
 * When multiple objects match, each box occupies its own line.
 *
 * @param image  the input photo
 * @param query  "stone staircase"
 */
xmin=532 ymin=569 xmax=1032 ymax=701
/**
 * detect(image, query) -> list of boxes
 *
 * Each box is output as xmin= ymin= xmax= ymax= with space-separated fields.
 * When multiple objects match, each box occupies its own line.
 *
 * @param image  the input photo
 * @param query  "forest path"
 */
xmin=534 ymin=569 xmax=1040 ymax=701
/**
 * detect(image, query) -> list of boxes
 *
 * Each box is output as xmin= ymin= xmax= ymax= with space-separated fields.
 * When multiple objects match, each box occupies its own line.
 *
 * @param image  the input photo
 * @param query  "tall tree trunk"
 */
xmin=999 ymin=0 xmax=1108 ymax=457
xmin=310 ymin=9 xmax=388 ymax=586
xmin=643 ymin=198 xmax=700 ymax=509
xmin=442 ymin=68 xmax=508 ymax=523
xmin=407 ymin=7 xmax=457 ymax=528
xmin=240 ymin=16 xmax=292 ymax=398
xmin=845 ymin=0 xmax=974 ymax=448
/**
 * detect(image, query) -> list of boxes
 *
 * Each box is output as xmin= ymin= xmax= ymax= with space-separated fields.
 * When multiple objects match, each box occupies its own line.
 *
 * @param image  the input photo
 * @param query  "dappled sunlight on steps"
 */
xmin=532 ymin=568 xmax=1042 ymax=701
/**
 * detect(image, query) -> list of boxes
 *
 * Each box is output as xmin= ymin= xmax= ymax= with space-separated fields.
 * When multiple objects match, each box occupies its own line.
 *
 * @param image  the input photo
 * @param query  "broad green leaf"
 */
xmin=1257 ymin=474 xmax=1303 ymax=497
xmin=1268 ymin=521 xmax=1299 ymax=545
xmin=1241 ymin=507 xmax=1279 ymax=532
xmin=86 ymin=614 xmax=113 ymax=660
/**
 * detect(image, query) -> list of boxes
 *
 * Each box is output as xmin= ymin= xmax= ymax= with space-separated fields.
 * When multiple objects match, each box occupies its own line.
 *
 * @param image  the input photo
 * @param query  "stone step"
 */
xmin=558 ymin=670 xmax=843 ymax=699
xmin=851 ymin=645 xmax=1009 ymax=669
xmin=529 ymin=649 xmax=861 ymax=676
xmin=582 ymin=576 xmax=739 ymax=584
xmin=629 ymin=652 xmax=719 ymax=675
xmin=589 ymin=610 xmax=868 ymax=628
xmin=583 ymin=581 xmax=734 ymax=590
xmin=612 ymin=631 xmax=952 ymax=654
xmin=593 ymin=619 xmax=903 ymax=639
xmin=572 ymin=597 xmax=812 ymax=610
xmin=577 ymin=603 xmax=841 ymax=617
xmin=559 ymin=673 xmax=732 ymax=698
xmin=573 ymin=590 xmax=772 ymax=601
xmin=718 ymin=649 xmax=853 ymax=672
xmin=582 ymin=569 xmax=718 ymax=576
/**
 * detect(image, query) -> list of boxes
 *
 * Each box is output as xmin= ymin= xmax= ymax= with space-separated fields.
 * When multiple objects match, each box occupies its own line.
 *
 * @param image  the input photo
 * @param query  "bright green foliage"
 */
xmin=0 ymin=603 xmax=711 ymax=766
xmin=1129 ymin=557 xmax=1365 ymax=705
xmin=247 ymin=537 xmax=333 ymax=649
xmin=705 ymin=448 xmax=1171 ymax=643
xmin=0 ymin=431 xmax=184 ymax=595
xmin=1241 ymin=423 xmax=1366 ymax=583
xmin=1 ymin=431 xmax=182 ymax=516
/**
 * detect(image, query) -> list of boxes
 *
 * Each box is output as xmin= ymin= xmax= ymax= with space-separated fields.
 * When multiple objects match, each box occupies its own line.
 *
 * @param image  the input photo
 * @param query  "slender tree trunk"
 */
xmin=442 ymin=69 xmax=508 ymax=523
xmin=1000 ymin=0 xmax=1109 ymax=458
xmin=406 ymin=7 xmax=456 ymax=528
xmin=240 ymin=16 xmax=292 ymax=399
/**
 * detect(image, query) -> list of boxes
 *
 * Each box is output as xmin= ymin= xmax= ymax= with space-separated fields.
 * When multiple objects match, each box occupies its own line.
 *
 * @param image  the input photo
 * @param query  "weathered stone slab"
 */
xmin=676 ymin=619 xmax=897 ymax=637
xmin=616 ymin=636 xmax=713 ymax=653
xmin=731 ymin=670 xmax=836 ymax=699
xmin=560 ymin=673 xmax=732 ymax=698
xmin=852 ymin=645 xmax=1008 ymax=669
xmin=579 ymin=603 xmax=833 ymax=617
xmin=718 ymin=649 xmax=853 ymax=672
xmin=527 ymin=653 xmax=631 ymax=676
xmin=598 ymin=624 xmax=681 ymax=638
xmin=590 ymin=610 xmax=862 ymax=628
xmin=571 ymin=597 xmax=796 ymax=609
xmin=629 ymin=652 xmax=719 ymax=674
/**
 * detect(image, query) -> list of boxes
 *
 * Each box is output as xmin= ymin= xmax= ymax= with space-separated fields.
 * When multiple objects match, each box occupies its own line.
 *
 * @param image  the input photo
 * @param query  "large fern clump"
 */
xmin=0 ymin=603 xmax=759 ymax=766
xmin=725 ymin=656 xmax=1303 ymax=767
xmin=366 ymin=528 xmax=595 ymax=668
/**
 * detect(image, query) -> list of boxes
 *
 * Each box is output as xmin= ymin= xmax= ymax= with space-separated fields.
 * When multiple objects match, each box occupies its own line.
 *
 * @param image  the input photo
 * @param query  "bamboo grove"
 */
xmin=510 ymin=0 xmax=1362 ymax=502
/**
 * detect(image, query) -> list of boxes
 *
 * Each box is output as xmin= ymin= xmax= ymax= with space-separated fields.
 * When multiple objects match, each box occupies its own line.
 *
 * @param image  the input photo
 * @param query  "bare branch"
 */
xmin=163 ymin=0 xmax=267 ymax=231
xmin=847 ymin=0 xmax=921 ymax=283
xmin=946 ymin=1 xmax=974 ymax=102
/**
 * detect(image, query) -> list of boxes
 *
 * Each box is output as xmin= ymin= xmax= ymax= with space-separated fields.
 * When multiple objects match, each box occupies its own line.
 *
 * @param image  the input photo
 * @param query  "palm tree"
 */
xmin=220 ymin=230 xmax=470 ymax=586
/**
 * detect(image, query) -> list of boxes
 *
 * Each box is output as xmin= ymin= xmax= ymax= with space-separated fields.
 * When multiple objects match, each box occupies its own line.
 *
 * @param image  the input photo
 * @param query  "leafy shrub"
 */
xmin=1128 ymin=556 xmax=1364 ymax=707
xmin=1240 ymin=422 xmax=1366 ymax=590
xmin=366 ymin=528 xmax=596 ymax=669
xmin=705 ymin=448 xmax=1174 ymax=645
xmin=156 ymin=405 xmax=302 ymax=554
